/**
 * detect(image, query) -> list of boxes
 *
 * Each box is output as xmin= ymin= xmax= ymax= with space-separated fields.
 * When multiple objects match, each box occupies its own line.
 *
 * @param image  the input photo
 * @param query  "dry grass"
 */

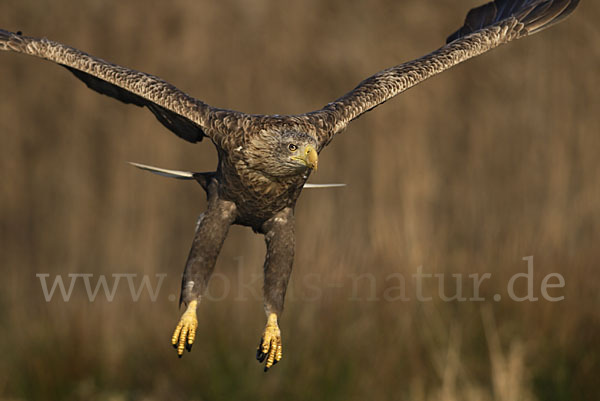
xmin=0 ymin=0 xmax=598 ymax=400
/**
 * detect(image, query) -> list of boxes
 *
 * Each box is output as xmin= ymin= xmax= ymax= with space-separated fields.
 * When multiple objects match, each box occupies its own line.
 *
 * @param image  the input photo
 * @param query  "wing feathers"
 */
xmin=1 ymin=0 xmax=580 ymax=150
xmin=310 ymin=0 xmax=579 ymax=146
xmin=0 ymin=29 xmax=241 ymax=144
xmin=449 ymin=0 xmax=579 ymax=41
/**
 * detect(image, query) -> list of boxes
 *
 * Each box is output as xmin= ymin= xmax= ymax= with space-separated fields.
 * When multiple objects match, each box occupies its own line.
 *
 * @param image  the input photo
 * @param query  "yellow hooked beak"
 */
xmin=299 ymin=145 xmax=318 ymax=171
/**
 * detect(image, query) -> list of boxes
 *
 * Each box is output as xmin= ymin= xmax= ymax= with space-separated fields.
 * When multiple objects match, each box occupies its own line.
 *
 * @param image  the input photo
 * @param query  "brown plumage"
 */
xmin=0 ymin=0 xmax=580 ymax=371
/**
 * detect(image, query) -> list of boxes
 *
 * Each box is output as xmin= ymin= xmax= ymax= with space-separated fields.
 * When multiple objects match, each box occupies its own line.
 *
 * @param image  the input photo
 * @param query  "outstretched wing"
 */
xmin=309 ymin=0 xmax=579 ymax=147
xmin=0 ymin=29 xmax=243 ymax=145
xmin=0 ymin=0 xmax=580 ymax=148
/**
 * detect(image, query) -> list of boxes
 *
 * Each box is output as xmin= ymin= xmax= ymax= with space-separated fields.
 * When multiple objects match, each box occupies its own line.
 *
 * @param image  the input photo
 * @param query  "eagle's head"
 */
xmin=278 ymin=131 xmax=319 ymax=172
xmin=248 ymin=130 xmax=319 ymax=178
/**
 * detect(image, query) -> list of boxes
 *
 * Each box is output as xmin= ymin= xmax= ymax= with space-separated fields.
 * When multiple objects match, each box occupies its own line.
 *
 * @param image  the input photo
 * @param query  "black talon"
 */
xmin=185 ymin=341 xmax=193 ymax=352
xmin=256 ymin=338 xmax=266 ymax=361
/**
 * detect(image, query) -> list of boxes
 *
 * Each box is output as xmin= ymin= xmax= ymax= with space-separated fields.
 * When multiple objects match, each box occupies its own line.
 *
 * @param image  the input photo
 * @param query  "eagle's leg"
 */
xmin=256 ymin=207 xmax=295 ymax=371
xmin=171 ymin=182 xmax=237 ymax=357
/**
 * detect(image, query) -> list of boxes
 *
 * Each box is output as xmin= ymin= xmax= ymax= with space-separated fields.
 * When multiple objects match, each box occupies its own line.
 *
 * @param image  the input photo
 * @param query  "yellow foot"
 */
xmin=256 ymin=313 xmax=283 ymax=371
xmin=171 ymin=300 xmax=198 ymax=357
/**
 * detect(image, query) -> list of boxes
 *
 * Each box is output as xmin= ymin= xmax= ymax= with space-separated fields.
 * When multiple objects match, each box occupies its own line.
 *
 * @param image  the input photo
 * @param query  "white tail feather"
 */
xmin=128 ymin=162 xmax=194 ymax=179
xmin=303 ymin=183 xmax=346 ymax=188
xmin=129 ymin=161 xmax=345 ymax=188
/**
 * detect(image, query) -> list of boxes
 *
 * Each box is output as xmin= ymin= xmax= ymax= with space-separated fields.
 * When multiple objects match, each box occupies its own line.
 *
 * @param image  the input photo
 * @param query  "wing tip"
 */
xmin=447 ymin=0 xmax=580 ymax=43
xmin=0 ymin=29 xmax=24 ymax=51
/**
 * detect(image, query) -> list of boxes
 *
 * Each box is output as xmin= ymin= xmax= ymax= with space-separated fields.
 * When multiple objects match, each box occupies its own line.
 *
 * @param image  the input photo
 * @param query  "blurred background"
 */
xmin=0 ymin=0 xmax=598 ymax=400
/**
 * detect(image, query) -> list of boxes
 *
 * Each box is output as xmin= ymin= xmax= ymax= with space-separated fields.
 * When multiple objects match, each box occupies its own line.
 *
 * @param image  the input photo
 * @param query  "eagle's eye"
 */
xmin=288 ymin=143 xmax=298 ymax=152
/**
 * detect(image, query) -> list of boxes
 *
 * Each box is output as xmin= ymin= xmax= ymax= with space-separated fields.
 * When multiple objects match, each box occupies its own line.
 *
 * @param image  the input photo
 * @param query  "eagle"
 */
xmin=0 ymin=0 xmax=580 ymax=371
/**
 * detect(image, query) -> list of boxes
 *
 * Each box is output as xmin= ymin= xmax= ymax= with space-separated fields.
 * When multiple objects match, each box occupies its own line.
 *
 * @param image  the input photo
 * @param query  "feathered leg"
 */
xmin=171 ymin=182 xmax=237 ymax=357
xmin=256 ymin=207 xmax=295 ymax=371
